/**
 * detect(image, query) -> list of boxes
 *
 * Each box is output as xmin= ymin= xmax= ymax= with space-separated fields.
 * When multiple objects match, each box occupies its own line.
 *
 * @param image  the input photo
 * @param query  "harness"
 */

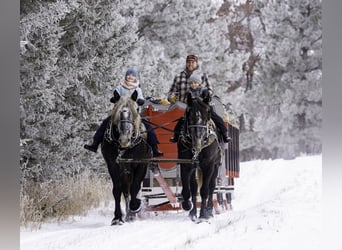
xmin=180 ymin=118 xmax=219 ymax=161
xmin=104 ymin=108 xmax=146 ymax=150
xmin=115 ymin=136 xmax=145 ymax=165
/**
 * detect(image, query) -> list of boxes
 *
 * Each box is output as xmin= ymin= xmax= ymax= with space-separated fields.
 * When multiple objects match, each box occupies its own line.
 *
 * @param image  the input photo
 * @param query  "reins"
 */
xmin=141 ymin=117 xmax=182 ymax=133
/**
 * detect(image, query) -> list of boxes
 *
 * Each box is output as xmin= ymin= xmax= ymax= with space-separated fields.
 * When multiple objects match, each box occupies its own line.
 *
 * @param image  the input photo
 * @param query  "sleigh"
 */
xmin=119 ymin=96 xmax=240 ymax=212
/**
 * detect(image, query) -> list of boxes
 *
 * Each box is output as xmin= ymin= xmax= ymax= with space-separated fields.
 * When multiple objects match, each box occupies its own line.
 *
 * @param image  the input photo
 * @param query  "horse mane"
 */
xmin=111 ymin=95 xmax=141 ymax=136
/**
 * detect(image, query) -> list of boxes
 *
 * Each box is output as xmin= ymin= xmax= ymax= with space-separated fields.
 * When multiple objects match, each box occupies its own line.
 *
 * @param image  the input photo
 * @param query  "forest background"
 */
xmin=19 ymin=0 xmax=321 ymax=223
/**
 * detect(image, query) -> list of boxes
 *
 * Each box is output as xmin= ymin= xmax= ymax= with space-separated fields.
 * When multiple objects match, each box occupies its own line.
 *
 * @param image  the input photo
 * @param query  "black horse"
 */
xmin=178 ymin=92 xmax=222 ymax=222
xmin=101 ymin=90 xmax=152 ymax=225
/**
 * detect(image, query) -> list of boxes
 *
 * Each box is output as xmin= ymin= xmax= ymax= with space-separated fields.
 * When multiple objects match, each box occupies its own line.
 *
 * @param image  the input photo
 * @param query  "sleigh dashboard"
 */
xmin=141 ymin=101 xmax=186 ymax=170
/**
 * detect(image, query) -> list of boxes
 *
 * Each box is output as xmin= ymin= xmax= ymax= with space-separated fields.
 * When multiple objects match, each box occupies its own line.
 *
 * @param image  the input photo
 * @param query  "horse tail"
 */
xmin=123 ymin=172 xmax=132 ymax=195
xmin=196 ymin=168 xmax=203 ymax=189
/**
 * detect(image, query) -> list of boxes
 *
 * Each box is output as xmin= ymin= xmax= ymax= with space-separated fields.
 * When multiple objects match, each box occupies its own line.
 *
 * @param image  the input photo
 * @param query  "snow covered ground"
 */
xmin=20 ymin=155 xmax=321 ymax=250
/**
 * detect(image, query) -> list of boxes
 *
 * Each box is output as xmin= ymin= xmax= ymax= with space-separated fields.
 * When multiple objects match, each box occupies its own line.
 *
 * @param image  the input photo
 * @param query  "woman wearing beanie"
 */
xmin=111 ymin=68 xmax=144 ymax=102
xmin=84 ymin=68 xmax=164 ymax=157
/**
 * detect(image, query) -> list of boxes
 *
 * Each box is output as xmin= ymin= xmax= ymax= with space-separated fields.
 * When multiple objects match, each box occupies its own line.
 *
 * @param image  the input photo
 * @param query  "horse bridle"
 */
xmin=117 ymin=108 xmax=141 ymax=146
xmin=183 ymin=118 xmax=211 ymax=159
xmin=118 ymin=119 xmax=137 ymax=138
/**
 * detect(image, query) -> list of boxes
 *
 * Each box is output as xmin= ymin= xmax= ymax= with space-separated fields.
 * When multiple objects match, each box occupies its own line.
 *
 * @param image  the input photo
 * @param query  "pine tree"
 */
xmin=237 ymin=0 xmax=322 ymax=159
xmin=20 ymin=0 xmax=143 ymax=185
xmin=127 ymin=0 xmax=224 ymax=97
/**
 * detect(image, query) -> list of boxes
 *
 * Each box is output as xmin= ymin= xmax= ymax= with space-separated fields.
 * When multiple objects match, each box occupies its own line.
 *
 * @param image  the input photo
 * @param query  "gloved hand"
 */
xmin=201 ymin=89 xmax=209 ymax=98
xmin=137 ymin=99 xmax=145 ymax=106
xmin=168 ymin=94 xmax=178 ymax=104
xmin=110 ymin=97 xmax=116 ymax=103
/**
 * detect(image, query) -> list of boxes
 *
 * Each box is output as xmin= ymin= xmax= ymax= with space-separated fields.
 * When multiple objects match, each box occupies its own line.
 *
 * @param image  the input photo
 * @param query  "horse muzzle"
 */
xmin=119 ymin=136 xmax=131 ymax=148
xmin=193 ymin=138 xmax=203 ymax=152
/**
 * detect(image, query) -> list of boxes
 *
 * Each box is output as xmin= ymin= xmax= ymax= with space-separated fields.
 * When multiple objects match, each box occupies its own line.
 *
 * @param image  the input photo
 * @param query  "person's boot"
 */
xmin=84 ymin=140 xmax=100 ymax=153
xmin=169 ymin=132 xmax=179 ymax=143
xmin=222 ymin=135 xmax=232 ymax=143
xmin=169 ymin=136 xmax=178 ymax=143
xmin=151 ymin=144 xmax=164 ymax=157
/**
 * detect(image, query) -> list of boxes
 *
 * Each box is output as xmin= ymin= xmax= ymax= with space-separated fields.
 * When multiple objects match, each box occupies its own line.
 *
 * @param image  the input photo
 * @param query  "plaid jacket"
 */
xmin=167 ymin=68 xmax=213 ymax=103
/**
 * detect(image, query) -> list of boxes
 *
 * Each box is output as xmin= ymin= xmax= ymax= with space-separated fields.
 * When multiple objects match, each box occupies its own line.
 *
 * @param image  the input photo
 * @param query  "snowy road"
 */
xmin=20 ymin=155 xmax=321 ymax=250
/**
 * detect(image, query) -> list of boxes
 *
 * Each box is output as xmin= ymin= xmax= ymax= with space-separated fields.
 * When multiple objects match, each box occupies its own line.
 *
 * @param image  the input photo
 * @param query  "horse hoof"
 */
xmin=199 ymin=214 xmax=210 ymax=220
xmin=111 ymin=218 xmax=124 ymax=226
xmin=129 ymin=200 xmax=142 ymax=213
xmin=125 ymin=211 xmax=137 ymax=222
xmin=182 ymin=200 xmax=193 ymax=211
xmin=197 ymin=217 xmax=210 ymax=224
xmin=189 ymin=214 xmax=197 ymax=222
xmin=207 ymin=209 xmax=214 ymax=218
xmin=199 ymin=207 xmax=212 ymax=220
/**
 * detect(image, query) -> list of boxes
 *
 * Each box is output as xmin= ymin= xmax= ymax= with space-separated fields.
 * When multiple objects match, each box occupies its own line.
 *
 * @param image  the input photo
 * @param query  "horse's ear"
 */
xmin=113 ymin=89 xmax=121 ymax=103
xmin=131 ymin=90 xmax=138 ymax=102
xmin=203 ymin=95 xmax=211 ymax=104
xmin=200 ymin=88 xmax=211 ymax=104
xmin=186 ymin=92 xmax=193 ymax=106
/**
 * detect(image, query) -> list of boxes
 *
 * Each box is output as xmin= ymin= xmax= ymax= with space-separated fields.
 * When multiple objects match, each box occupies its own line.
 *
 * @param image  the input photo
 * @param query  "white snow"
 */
xmin=20 ymin=155 xmax=321 ymax=250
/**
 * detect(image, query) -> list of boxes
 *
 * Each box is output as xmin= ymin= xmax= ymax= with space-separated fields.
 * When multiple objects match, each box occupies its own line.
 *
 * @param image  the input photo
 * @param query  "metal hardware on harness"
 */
xmin=192 ymin=150 xmax=199 ymax=161
xmin=115 ymin=150 xmax=126 ymax=164
xmin=118 ymin=118 xmax=139 ymax=142
xmin=187 ymin=125 xmax=207 ymax=129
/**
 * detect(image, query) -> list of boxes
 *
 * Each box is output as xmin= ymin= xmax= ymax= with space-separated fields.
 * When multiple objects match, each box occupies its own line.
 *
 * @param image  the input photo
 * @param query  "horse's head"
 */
xmin=185 ymin=91 xmax=212 ymax=154
xmin=112 ymin=90 xmax=141 ymax=148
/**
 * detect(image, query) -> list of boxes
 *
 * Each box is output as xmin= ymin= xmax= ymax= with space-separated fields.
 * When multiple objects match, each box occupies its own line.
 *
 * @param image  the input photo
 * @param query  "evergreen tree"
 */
xmin=20 ymin=0 xmax=323 ymax=190
xmin=232 ymin=0 xmax=322 ymax=159
xmin=20 ymin=0 xmax=143 ymax=186
xmin=127 ymin=0 xmax=224 ymax=97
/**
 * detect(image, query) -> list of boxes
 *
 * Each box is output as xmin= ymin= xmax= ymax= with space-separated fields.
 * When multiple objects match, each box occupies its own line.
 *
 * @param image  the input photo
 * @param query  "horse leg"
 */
xmin=181 ymin=165 xmax=194 ymax=212
xmin=105 ymin=160 xmax=124 ymax=226
xmin=117 ymin=171 xmax=135 ymax=222
xmin=207 ymin=185 xmax=215 ymax=218
xmin=199 ymin=167 xmax=213 ymax=220
xmin=124 ymin=193 xmax=130 ymax=215
xmin=111 ymin=185 xmax=124 ymax=225
xmin=124 ymin=192 xmax=137 ymax=222
xmin=207 ymin=189 xmax=215 ymax=218
xmin=122 ymin=177 xmax=135 ymax=222
xmin=128 ymin=165 xmax=147 ymax=214
xmin=188 ymin=170 xmax=198 ymax=221
xmin=207 ymin=166 xmax=219 ymax=217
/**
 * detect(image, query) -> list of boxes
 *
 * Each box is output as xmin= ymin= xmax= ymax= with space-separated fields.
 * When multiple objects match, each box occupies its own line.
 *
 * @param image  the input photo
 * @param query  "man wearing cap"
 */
xmin=168 ymin=55 xmax=213 ymax=104
xmin=167 ymin=55 xmax=231 ymax=143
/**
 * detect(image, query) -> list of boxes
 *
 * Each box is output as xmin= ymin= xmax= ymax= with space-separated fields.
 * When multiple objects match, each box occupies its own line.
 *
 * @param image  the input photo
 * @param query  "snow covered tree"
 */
xmin=228 ymin=0 xmax=322 ymax=159
xmin=20 ymin=0 xmax=75 ymax=185
xmin=20 ymin=0 xmax=322 ymax=190
xmin=126 ymin=0 xmax=225 ymax=97
xmin=20 ymin=0 xmax=143 ymax=186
